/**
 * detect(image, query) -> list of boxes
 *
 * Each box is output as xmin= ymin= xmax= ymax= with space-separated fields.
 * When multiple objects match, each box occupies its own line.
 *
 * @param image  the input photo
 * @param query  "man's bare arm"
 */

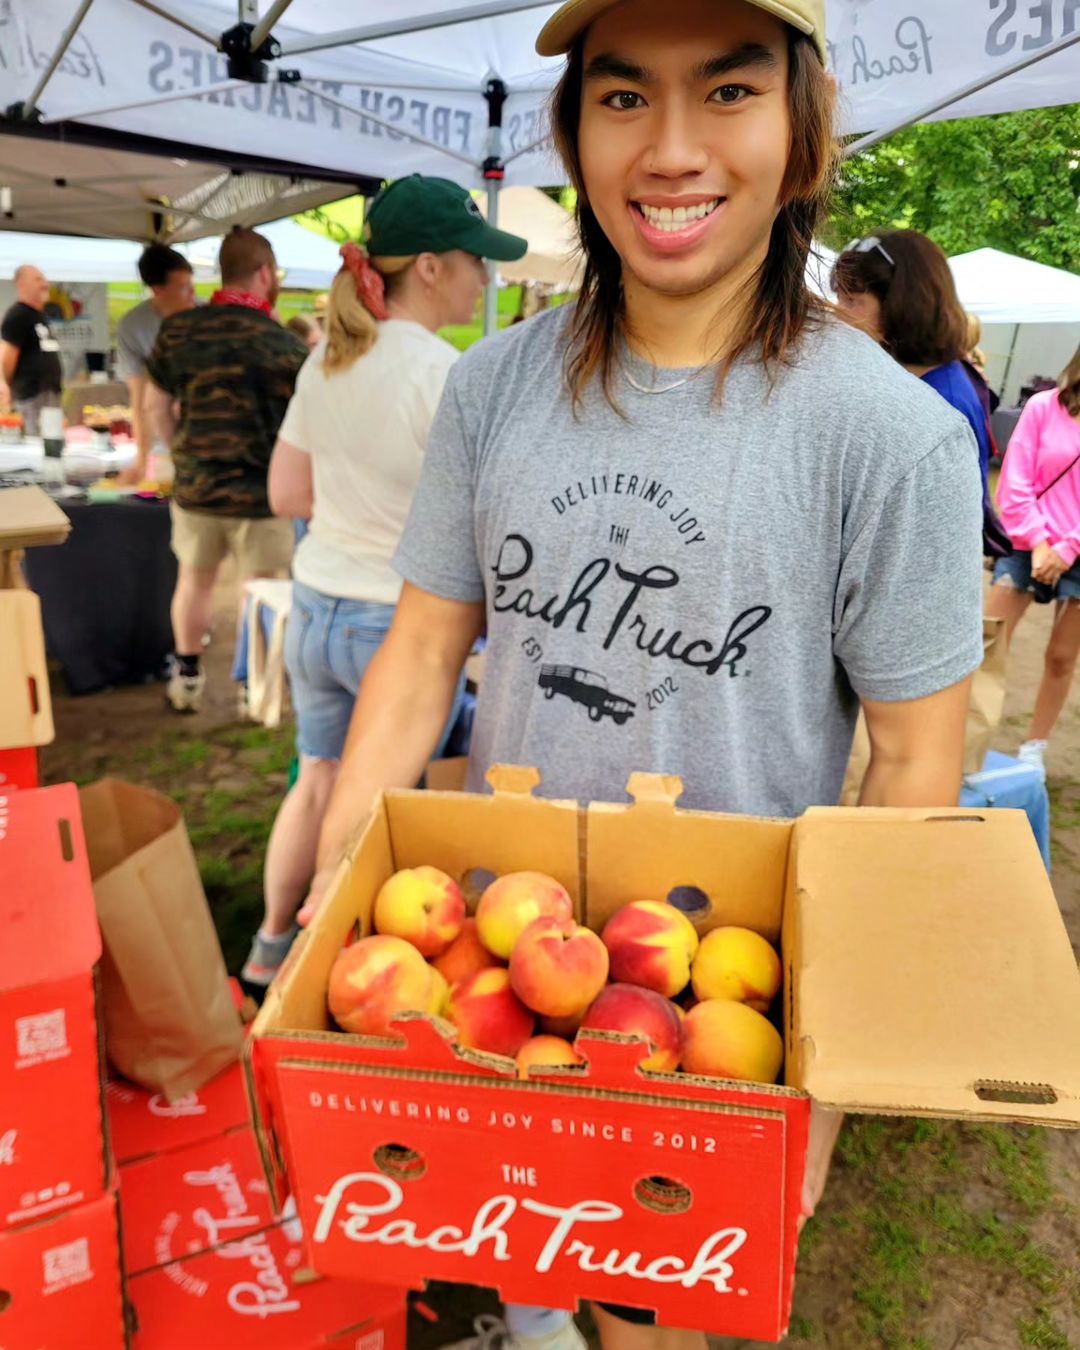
xmin=859 ymin=676 xmax=973 ymax=808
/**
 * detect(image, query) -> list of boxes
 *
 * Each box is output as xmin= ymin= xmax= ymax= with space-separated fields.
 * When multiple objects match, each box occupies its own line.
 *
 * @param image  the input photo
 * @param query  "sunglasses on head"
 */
xmin=844 ymin=236 xmax=895 ymax=267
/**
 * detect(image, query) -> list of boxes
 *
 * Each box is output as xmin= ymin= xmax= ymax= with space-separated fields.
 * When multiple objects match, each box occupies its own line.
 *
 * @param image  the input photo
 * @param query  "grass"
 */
xmin=828 ymin=1116 xmax=1069 ymax=1349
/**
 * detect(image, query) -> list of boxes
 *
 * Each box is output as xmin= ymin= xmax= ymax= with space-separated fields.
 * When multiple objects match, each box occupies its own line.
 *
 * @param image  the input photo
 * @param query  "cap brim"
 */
xmin=472 ymin=222 xmax=529 ymax=263
xmin=536 ymin=0 xmax=824 ymax=61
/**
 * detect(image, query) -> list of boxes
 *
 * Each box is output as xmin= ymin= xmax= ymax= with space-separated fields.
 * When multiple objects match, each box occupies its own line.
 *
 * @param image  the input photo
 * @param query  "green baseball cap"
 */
xmin=364 ymin=175 xmax=528 ymax=262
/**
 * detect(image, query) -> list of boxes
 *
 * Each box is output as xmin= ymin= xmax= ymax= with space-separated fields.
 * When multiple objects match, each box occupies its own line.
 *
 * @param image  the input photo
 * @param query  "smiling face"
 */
xmin=577 ymin=0 xmax=792 ymax=301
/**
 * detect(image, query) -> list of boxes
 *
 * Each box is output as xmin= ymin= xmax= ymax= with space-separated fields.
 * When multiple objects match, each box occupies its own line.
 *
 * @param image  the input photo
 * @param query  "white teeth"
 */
xmin=638 ymin=199 xmax=720 ymax=231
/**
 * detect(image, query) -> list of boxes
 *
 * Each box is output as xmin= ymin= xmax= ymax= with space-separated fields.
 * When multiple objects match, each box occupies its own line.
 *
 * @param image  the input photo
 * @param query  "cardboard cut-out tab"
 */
xmin=486 ymin=764 xmax=542 ymax=797
xmin=791 ymin=810 xmax=1080 ymax=1125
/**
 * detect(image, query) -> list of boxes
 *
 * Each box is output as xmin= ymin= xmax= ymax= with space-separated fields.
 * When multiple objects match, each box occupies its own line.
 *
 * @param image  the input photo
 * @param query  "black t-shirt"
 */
xmin=1 ymin=302 xmax=63 ymax=400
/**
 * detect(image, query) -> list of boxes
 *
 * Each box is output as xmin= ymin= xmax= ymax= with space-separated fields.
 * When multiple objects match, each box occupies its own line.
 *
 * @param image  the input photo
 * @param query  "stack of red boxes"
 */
xmin=112 ymin=995 xmax=407 ymax=1350
xmin=1 ymin=783 xmax=408 ymax=1350
xmin=0 ymin=783 xmax=127 ymax=1348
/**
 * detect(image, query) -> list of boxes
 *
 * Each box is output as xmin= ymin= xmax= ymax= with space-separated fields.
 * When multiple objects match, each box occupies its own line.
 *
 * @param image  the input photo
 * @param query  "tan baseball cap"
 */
xmin=536 ymin=0 xmax=827 ymax=61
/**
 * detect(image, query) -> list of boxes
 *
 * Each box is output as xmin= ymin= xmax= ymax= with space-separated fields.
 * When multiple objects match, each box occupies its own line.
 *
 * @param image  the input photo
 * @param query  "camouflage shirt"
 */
xmin=146 ymin=305 xmax=307 ymax=517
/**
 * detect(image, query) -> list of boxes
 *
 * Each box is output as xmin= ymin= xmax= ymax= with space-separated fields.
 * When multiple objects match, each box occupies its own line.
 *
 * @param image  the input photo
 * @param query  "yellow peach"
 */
xmin=373 ymin=865 xmax=465 ymax=958
xmin=328 ymin=935 xmax=443 ymax=1037
xmin=509 ymin=916 xmax=609 ymax=1018
xmin=691 ymin=926 xmax=782 ymax=1013
xmin=432 ymin=917 xmax=503 ymax=988
xmin=475 ymin=872 xmax=573 ymax=960
xmin=516 ymin=1035 xmax=583 ymax=1079
xmin=681 ymin=999 xmax=783 ymax=1084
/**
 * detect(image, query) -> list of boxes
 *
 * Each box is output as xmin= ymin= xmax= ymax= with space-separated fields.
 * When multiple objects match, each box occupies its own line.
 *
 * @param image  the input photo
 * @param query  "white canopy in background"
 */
xmin=478 ymin=187 xmax=580 ymax=290
xmin=1 ymin=1 xmax=1078 ymax=239
xmin=949 ymin=249 xmax=1080 ymax=326
xmin=0 ymin=217 xmax=342 ymax=289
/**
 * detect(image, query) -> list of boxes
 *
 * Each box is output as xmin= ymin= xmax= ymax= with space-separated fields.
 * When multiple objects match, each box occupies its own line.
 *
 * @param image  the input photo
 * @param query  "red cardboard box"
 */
xmin=249 ymin=769 xmax=1080 ymax=1342
xmin=0 ymin=1184 xmax=126 ymax=1350
xmin=127 ymin=1222 xmax=406 ymax=1350
xmin=106 ymin=1061 xmax=251 ymax=1166
xmin=119 ymin=1126 xmax=276 ymax=1276
xmin=0 ymin=747 xmax=39 ymax=791
xmin=0 ymin=784 xmax=109 ymax=1232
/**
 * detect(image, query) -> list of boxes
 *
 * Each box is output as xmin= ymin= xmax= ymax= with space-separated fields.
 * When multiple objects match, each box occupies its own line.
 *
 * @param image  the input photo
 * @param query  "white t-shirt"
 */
xmin=279 ymin=319 xmax=458 ymax=603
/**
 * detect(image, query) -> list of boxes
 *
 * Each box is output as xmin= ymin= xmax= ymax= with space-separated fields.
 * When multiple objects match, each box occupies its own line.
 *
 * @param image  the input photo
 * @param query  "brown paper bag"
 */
xmin=840 ymin=617 xmax=1007 ymax=805
xmin=78 ymin=778 xmax=242 ymax=1101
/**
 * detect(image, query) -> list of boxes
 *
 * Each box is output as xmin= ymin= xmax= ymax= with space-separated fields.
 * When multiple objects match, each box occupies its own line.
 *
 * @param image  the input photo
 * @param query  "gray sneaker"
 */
xmin=241 ymin=927 xmax=298 ymax=987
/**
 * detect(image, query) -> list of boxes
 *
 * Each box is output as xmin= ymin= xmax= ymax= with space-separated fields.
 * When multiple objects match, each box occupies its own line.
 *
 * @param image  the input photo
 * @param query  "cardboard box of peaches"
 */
xmin=248 ymin=764 xmax=1080 ymax=1343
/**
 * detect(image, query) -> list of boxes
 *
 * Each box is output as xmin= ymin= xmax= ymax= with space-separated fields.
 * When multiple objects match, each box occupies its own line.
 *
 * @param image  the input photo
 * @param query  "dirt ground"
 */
xmin=39 ymin=573 xmax=1080 ymax=1350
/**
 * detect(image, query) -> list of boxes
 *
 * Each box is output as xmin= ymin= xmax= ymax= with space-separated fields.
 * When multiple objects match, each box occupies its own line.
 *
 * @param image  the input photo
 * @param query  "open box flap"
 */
xmin=587 ymin=774 xmax=792 ymax=940
xmin=0 ymin=783 xmax=99 ymax=991
xmin=0 ymin=591 xmax=53 ymax=750
xmin=788 ymin=807 xmax=1080 ymax=1125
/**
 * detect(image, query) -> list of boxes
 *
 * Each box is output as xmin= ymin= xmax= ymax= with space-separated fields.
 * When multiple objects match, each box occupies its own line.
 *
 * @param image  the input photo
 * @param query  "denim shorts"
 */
xmin=285 ymin=580 xmax=463 ymax=762
xmin=991 ymin=550 xmax=1080 ymax=601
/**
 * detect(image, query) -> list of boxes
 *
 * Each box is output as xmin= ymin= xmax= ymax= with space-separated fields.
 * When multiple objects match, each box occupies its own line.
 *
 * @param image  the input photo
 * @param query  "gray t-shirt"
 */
xmin=115 ymin=299 xmax=163 ymax=382
xmin=394 ymin=306 xmax=984 ymax=818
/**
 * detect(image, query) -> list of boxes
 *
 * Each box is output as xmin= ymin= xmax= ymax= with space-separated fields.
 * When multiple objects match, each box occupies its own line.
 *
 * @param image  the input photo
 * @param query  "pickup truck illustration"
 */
xmin=538 ymin=664 xmax=636 ymax=725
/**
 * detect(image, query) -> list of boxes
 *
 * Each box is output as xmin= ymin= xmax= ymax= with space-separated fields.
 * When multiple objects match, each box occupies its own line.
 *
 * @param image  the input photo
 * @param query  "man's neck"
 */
xmin=17 ymin=298 xmax=40 ymax=312
xmin=621 ymin=245 xmax=767 ymax=370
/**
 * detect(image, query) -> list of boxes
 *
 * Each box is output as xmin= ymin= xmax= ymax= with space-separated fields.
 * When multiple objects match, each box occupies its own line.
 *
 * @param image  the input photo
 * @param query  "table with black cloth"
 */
xmin=22 ymin=497 xmax=175 ymax=694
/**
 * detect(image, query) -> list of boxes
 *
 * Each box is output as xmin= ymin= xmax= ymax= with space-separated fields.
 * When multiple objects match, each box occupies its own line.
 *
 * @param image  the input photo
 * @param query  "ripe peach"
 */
xmin=681 ymin=999 xmax=783 ymax=1084
xmin=691 ymin=926 xmax=782 ymax=1013
xmin=446 ymin=967 xmax=535 ymax=1058
xmin=432 ymin=917 xmax=502 ymax=988
xmin=373 ymin=866 xmax=465 ymax=958
xmin=538 ymin=1011 xmax=585 ymax=1039
xmin=475 ymin=872 xmax=573 ymax=959
xmin=516 ymin=1035 xmax=583 ymax=1079
xmin=601 ymin=900 xmax=699 ymax=998
xmin=578 ymin=983 xmax=684 ymax=1072
xmin=328 ymin=935 xmax=445 ymax=1036
xmin=509 ymin=916 xmax=609 ymax=1018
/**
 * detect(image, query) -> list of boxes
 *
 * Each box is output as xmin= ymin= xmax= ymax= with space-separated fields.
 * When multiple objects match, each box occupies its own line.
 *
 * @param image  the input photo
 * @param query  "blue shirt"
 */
xmin=921 ymin=361 xmax=991 ymax=500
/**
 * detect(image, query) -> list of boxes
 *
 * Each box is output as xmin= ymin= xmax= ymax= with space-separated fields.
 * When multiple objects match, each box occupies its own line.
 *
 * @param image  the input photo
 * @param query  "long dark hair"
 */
xmin=831 ymin=229 xmax=968 ymax=368
xmin=551 ymin=30 xmax=838 ymax=411
xmin=1059 ymin=347 xmax=1080 ymax=419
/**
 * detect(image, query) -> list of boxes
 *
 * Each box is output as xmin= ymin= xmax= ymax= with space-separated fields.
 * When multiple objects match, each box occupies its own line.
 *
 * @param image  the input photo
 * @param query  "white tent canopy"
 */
xmin=949 ymin=249 xmax=1080 ymax=327
xmin=478 ymin=187 xmax=580 ymax=290
xmin=0 ymin=217 xmax=342 ymax=289
xmin=2 ymin=0 xmax=1078 ymax=237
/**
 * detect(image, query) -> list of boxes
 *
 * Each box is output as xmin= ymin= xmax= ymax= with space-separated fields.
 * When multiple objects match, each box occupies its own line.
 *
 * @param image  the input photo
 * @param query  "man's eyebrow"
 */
xmin=691 ymin=44 xmax=781 ymax=82
xmin=583 ymin=43 xmax=780 ymax=86
xmin=583 ymin=53 xmax=652 ymax=83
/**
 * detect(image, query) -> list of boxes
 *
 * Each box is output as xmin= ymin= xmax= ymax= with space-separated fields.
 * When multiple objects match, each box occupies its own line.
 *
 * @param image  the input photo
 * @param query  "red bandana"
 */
xmin=210 ymin=288 xmax=273 ymax=315
xmin=339 ymin=243 xmax=389 ymax=321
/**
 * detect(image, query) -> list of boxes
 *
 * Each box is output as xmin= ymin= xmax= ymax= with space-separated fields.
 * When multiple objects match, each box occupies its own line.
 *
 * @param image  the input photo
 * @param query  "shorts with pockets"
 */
xmin=170 ymin=502 xmax=294 ymax=575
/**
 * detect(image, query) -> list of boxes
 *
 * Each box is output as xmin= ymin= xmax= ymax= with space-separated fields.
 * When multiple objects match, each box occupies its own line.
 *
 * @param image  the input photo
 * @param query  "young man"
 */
xmin=115 ymin=244 xmax=195 ymax=484
xmin=146 ymin=228 xmax=306 ymax=714
xmin=309 ymin=1 xmax=983 ymax=1347
xmin=0 ymin=264 xmax=62 ymax=435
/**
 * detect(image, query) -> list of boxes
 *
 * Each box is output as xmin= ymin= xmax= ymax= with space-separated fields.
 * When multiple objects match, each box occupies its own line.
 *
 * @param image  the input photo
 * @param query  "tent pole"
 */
xmin=279 ymin=0 xmax=554 ymax=58
xmin=844 ymin=29 xmax=1080 ymax=158
xmin=250 ymin=0 xmax=296 ymax=50
xmin=127 ymin=0 xmax=219 ymax=45
xmin=482 ymin=78 xmax=508 ymax=340
xmin=1001 ymin=323 xmax=1022 ymax=403
xmin=20 ymin=0 xmax=96 ymax=116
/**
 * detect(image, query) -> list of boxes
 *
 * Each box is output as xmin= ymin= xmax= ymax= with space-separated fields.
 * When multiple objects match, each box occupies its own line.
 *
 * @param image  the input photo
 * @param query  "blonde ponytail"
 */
xmin=323 ymin=255 xmax=417 ymax=375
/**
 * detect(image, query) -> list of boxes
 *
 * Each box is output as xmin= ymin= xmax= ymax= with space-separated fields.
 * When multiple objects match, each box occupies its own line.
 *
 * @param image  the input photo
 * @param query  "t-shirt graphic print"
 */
xmin=394 ymin=306 xmax=983 ymax=819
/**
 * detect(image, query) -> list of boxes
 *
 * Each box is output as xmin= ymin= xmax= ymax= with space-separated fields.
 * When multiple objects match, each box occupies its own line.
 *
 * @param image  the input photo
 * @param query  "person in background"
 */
xmin=0 ymin=264 xmax=63 ymax=435
xmin=285 ymin=313 xmax=322 ymax=350
xmin=987 ymin=349 xmax=1080 ymax=774
xmin=306 ymin=5 xmax=982 ymax=1350
xmin=832 ymin=230 xmax=992 ymax=517
xmin=963 ymin=310 xmax=1000 ymax=421
xmin=243 ymin=175 xmax=527 ymax=987
xmin=115 ymin=244 xmax=195 ymax=484
xmin=146 ymin=227 xmax=307 ymax=714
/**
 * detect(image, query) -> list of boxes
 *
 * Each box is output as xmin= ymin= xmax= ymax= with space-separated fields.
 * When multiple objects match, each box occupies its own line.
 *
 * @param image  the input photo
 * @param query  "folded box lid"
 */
xmin=789 ymin=808 xmax=1080 ymax=1125
xmin=0 ymin=485 xmax=71 ymax=553
xmin=0 ymin=783 xmax=100 ymax=991
xmin=0 ymin=591 xmax=54 ymax=751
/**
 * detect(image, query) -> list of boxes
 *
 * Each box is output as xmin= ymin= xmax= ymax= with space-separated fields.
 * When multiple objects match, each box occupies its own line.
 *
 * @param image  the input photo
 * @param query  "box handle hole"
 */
xmin=666 ymin=886 xmax=711 ymax=919
xmin=27 ymin=675 xmax=39 ymax=715
xmin=634 ymin=1175 xmax=692 ymax=1215
xmin=58 ymin=818 xmax=74 ymax=862
xmin=926 ymin=814 xmax=986 ymax=824
xmin=462 ymin=868 xmax=498 ymax=910
xmin=373 ymin=1143 xmax=427 ymax=1182
xmin=975 ymin=1081 xmax=1058 ymax=1106
xmin=0 ymin=1289 xmax=11 ymax=1315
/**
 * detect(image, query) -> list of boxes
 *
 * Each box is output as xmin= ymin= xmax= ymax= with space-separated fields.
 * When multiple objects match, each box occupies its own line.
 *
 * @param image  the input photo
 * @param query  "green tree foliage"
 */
xmin=825 ymin=105 xmax=1080 ymax=270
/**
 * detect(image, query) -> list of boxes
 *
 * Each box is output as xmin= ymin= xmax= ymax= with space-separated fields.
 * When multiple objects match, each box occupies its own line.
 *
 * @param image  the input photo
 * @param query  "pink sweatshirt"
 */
xmin=997 ymin=389 xmax=1080 ymax=567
